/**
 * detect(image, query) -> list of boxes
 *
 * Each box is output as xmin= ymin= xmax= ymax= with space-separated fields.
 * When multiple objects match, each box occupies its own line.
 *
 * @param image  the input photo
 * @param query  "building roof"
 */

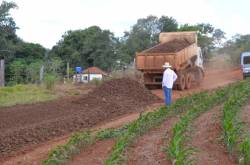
xmin=83 ymin=67 xmax=108 ymax=75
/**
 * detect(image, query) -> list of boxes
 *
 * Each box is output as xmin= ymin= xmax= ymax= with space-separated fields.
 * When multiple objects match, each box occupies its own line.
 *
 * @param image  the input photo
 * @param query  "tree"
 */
xmin=213 ymin=29 xmax=226 ymax=47
xmin=0 ymin=1 xmax=18 ymax=60
xmin=51 ymin=26 xmax=118 ymax=71
xmin=26 ymin=60 xmax=43 ymax=83
xmin=178 ymin=23 xmax=215 ymax=59
xmin=9 ymin=59 xmax=26 ymax=84
xmin=15 ymin=42 xmax=46 ymax=62
xmin=159 ymin=16 xmax=178 ymax=32
xmin=119 ymin=15 xmax=161 ymax=64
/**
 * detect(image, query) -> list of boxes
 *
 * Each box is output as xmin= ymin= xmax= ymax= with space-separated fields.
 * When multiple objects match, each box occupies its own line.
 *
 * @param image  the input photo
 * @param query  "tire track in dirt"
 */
xmin=127 ymin=117 xmax=178 ymax=165
xmin=187 ymin=105 xmax=236 ymax=165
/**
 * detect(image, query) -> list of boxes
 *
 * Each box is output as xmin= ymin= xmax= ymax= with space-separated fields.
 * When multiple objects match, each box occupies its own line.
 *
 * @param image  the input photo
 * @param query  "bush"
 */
xmin=44 ymin=74 xmax=57 ymax=90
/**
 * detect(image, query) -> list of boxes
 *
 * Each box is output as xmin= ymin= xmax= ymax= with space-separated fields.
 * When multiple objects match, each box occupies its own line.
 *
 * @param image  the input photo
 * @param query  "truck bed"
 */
xmin=142 ymin=39 xmax=194 ymax=53
xmin=136 ymin=40 xmax=197 ymax=72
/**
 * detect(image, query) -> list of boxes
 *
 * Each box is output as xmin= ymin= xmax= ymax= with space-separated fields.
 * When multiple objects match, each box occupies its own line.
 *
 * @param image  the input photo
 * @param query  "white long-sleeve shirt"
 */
xmin=162 ymin=68 xmax=178 ymax=88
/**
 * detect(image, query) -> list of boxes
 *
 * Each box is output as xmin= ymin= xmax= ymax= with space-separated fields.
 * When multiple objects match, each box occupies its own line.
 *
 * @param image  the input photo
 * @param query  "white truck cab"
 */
xmin=195 ymin=47 xmax=203 ymax=69
xmin=240 ymin=51 xmax=250 ymax=79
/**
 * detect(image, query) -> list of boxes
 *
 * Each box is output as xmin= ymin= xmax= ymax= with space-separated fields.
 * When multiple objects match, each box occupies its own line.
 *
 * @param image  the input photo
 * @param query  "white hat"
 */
xmin=162 ymin=62 xmax=172 ymax=68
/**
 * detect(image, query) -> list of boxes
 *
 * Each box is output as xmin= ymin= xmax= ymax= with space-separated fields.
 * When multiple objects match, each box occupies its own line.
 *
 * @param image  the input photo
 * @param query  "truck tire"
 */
xmin=177 ymin=74 xmax=185 ymax=90
xmin=185 ymin=73 xmax=192 ymax=89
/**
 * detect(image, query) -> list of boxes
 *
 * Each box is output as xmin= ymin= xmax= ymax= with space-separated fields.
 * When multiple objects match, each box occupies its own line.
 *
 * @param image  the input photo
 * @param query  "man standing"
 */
xmin=162 ymin=62 xmax=178 ymax=107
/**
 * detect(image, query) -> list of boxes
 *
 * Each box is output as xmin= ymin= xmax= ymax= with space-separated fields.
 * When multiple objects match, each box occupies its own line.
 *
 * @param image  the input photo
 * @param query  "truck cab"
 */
xmin=241 ymin=51 xmax=250 ymax=79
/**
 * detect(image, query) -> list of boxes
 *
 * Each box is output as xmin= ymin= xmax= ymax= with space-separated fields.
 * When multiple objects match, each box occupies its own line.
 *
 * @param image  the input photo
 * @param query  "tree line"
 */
xmin=1 ymin=1 xmax=249 ymax=85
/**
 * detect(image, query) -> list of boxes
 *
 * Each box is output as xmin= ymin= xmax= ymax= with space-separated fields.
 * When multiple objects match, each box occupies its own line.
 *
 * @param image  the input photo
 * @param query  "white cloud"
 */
xmin=6 ymin=0 xmax=250 ymax=48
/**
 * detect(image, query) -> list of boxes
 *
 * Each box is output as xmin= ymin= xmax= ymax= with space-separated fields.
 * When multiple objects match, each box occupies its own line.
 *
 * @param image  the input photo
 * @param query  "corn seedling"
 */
xmin=240 ymin=135 xmax=250 ymax=165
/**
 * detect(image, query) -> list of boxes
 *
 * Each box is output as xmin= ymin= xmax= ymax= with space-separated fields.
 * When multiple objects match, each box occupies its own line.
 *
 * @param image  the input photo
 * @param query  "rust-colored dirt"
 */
xmin=69 ymin=139 xmax=115 ymax=165
xmin=152 ymin=68 xmax=242 ymax=100
xmin=188 ymin=105 xmax=236 ymax=165
xmin=1 ymin=103 xmax=163 ymax=165
xmin=0 ymin=78 xmax=161 ymax=159
xmin=127 ymin=117 xmax=178 ymax=165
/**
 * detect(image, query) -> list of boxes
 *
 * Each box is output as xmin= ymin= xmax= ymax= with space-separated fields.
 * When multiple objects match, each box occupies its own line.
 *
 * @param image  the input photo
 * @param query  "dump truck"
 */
xmin=135 ymin=31 xmax=204 ymax=90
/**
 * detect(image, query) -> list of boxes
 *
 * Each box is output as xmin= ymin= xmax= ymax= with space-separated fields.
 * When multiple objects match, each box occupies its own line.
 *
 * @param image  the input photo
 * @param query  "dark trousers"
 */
xmin=163 ymin=86 xmax=172 ymax=106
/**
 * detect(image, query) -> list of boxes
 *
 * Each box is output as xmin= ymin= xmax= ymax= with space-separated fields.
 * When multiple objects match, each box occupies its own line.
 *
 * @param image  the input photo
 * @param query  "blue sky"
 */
xmin=7 ymin=0 xmax=250 ymax=48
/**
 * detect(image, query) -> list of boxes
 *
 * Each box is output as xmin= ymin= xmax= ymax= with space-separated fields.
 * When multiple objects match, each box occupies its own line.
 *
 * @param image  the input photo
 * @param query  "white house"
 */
xmin=81 ymin=67 xmax=108 ymax=83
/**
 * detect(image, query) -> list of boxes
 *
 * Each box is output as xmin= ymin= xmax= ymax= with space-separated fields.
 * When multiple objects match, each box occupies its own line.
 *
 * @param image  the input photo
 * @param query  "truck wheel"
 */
xmin=177 ymin=74 xmax=186 ymax=90
xmin=185 ymin=73 xmax=192 ymax=89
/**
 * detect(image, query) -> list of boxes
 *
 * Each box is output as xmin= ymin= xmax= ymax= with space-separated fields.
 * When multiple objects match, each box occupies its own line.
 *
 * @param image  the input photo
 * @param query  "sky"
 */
xmin=6 ymin=0 xmax=250 ymax=49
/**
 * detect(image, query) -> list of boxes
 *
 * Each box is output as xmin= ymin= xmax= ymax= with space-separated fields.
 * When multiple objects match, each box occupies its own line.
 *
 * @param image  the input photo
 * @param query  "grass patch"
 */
xmin=0 ymin=84 xmax=57 ymax=107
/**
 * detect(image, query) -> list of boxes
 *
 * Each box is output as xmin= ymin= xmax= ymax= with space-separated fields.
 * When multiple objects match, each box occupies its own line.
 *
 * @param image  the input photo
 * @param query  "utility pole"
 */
xmin=67 ymin=62 xmax=70 ymax=81
xmin=0 ymin=50 xmax=14 ymax=87
xmin=0 ymin=59 xmax=5 ymax=87
xmin=39 ymin=65 xmax=44 ymax=84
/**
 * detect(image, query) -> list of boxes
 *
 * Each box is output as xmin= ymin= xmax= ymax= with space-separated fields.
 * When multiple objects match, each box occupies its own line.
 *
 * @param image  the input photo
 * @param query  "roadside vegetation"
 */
xmin=0 ymin=84 xmax=57 ymax=107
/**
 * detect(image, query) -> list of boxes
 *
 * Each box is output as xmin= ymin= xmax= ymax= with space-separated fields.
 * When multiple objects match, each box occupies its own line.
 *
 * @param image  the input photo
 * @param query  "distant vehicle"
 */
xmin=135 ymin=31 xmax=204 ymax=90
xmin=240 ymin=51 xmax=250 ymax=79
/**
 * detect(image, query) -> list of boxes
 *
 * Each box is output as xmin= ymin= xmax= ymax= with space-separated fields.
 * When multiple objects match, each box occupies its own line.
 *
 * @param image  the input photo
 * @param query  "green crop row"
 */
xmin=223 ymin=82 xmax=249 ymax=152
xmin=165 ymin=87 xmax=229 ymax=165
xmin=104 ymin=92 xmax=212 ymax=165
xmin=240 ymin=134 xmax=250 ymax=164
xmin=42 ymin=127 xmax=127 ymax=165
xmin=222 ymin=80 xmax=250 ymax=165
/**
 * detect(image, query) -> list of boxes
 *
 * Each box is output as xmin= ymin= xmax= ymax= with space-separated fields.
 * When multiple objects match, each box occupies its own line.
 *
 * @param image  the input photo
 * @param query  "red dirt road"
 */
xmin=152 ymin=68 xmax=242 ymax=100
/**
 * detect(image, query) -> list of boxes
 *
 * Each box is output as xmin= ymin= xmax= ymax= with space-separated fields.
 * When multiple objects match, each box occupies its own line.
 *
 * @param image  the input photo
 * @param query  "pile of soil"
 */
xmin=143 ymin=39 xmax=193 ymax=54
xmin=0 ymin=78 xmax=161 ymax=157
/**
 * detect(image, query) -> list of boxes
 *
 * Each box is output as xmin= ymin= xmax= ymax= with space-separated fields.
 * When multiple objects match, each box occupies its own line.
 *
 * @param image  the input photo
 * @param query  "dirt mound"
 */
xmin=89 ymin=78 xmax=159 ymax=104
xmin=0 ymin=78 xmax=161 ymax=158
xmin=143 ymin=39 xmax=193 ymax=54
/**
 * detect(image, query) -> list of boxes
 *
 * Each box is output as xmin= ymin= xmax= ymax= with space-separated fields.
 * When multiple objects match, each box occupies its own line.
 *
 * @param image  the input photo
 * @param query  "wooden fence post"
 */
xmin=0 ymin=59 xmax=5 ymax=87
